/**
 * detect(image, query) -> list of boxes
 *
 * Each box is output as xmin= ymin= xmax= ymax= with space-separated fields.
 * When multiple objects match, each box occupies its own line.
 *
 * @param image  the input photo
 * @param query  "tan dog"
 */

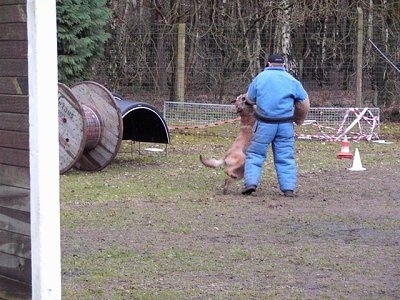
xmin=200 ymin=94 xmax=256 ymax=194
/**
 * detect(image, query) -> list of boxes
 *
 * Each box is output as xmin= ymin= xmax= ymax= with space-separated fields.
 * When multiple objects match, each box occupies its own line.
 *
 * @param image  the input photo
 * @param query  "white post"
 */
xmin=27 ymin=0 xmax=61 ymax=299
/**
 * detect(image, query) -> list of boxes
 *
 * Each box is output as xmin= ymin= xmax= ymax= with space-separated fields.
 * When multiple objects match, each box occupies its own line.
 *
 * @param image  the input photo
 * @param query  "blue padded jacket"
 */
xmin=247 ymin=67 xmax=308 ymax=120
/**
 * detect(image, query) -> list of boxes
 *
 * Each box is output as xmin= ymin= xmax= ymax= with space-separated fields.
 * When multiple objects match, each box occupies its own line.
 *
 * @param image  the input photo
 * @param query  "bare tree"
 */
xmin=95 ymin=0 xmax=399 ymax=110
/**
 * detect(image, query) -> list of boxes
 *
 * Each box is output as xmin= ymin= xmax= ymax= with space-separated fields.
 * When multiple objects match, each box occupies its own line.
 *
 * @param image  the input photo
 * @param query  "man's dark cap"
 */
xmin=268 ymin=54 xmax=284 ymax=64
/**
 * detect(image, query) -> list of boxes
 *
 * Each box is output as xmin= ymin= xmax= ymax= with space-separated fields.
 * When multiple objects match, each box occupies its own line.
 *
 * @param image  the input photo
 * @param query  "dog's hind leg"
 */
xmin=225 ymin=165 xmax=244 ymax=181
xmin=223 ymin=177 xmax=234 ymax=195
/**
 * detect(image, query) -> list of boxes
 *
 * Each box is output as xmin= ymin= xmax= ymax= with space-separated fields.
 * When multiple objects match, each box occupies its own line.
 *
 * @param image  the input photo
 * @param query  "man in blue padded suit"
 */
xmin=242 ymin=53 xmax=310 ymax=197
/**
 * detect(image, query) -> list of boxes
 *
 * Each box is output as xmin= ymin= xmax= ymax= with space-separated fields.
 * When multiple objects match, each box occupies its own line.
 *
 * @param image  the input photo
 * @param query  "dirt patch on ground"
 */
xmin=61 ymin=134 xmax=400 ymax=299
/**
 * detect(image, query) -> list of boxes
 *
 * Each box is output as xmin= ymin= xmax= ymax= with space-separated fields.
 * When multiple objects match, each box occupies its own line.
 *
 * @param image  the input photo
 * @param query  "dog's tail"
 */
xmin=199 ymin=155 xmax=225 ymax=168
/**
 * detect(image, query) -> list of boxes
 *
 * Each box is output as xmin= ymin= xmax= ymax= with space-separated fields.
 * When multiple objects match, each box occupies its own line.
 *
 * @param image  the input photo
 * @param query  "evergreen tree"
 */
xmin=57 ymin=0 xmax=111 ymax=84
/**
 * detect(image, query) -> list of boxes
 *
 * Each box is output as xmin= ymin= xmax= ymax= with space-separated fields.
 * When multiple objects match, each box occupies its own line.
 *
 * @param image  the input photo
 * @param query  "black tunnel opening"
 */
xmin=113 ymin=94 xmax=170 ymax=144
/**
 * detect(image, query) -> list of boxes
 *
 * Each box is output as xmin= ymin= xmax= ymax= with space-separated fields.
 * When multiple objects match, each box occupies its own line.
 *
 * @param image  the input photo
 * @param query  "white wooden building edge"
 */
xmin=27 ymin=0 xmax=61 ymax=299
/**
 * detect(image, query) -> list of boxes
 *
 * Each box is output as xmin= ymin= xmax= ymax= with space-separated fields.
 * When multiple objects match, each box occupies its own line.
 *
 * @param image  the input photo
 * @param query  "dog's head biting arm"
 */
xmin=293 ymin=97 xmax=310 ymax=125
xmin=244 ymin=95 xmax=256 ymax=106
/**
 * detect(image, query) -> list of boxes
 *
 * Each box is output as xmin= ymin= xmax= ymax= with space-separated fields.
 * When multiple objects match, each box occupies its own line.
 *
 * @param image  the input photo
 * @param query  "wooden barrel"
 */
xmin=58 ymin=81 xmax=123 ymax=173
xmin=81 ymin=105 xmax=102 ymax=149
xmin=70 ymin=81 xmax=123 ymax=172
xmin=58 ymin=83 xmax=86 ymax=174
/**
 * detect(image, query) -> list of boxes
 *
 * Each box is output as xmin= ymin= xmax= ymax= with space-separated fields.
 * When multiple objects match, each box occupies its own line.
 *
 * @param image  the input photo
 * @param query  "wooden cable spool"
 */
xmin=58 ymin=81 xmax=123 ymax=174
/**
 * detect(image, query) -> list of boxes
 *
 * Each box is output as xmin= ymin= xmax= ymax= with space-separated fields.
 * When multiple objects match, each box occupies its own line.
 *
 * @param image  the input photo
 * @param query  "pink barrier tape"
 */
xmin=296 ymin=108 xmax=379 ymax=141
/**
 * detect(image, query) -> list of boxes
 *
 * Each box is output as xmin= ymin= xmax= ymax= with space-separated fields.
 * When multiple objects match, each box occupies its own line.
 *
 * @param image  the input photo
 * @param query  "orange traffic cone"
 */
xmin=348 ymin=148 xmax=366 ymax=171
xmin=337 ymin=136 xmax=353 ymax=159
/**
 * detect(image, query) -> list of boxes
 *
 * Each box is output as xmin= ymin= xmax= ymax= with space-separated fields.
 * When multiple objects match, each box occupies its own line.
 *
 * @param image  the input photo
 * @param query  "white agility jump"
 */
xmin=298 ymin=107 xmax=379 ymax=141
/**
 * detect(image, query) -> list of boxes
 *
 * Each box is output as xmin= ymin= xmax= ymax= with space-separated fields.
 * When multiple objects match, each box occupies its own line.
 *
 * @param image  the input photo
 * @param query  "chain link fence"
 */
xmin=164 ymin=101 xmax=380 ymax=141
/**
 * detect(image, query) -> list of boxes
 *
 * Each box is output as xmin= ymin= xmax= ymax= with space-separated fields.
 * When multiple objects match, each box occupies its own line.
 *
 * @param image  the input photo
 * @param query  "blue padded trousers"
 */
xmin=244 ymin=121 xmax=296 ymax=192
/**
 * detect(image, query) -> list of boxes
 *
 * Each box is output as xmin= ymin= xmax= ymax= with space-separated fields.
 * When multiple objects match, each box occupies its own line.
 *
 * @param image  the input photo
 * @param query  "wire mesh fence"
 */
xmin=98 ymin=1 xmax=400 ymax=115
xmin=163 ymin=101 xmax=238 ymax=127
xmin=164 ymin=101 xmax=380 ymax=141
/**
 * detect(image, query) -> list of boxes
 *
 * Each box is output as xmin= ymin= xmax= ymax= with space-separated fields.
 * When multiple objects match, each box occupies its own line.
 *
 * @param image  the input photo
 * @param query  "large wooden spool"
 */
xmin=58 ymin=81 xmax=123 ymax=174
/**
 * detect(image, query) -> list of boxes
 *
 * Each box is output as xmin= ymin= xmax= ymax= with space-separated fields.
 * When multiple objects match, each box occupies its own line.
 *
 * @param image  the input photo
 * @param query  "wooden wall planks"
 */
xmin=0 ymin=59 xmax=28 ymax=77
xmin=0 ymin=0 xmax=30 ymax=184
xmin=0 ymin=23 xmax=27 ymax=40
xmin=0 ymin=0 xmax=32 ymax=297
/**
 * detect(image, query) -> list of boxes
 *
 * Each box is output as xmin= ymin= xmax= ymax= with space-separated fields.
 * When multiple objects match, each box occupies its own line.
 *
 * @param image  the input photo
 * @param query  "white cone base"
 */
xmin=348 ymin=148 xmax=366 ymax=171
xmin=349 ymin=166 xmax=366 ymax=171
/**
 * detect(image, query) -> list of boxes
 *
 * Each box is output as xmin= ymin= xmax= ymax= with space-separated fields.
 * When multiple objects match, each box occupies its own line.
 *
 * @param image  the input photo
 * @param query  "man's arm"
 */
xmin=293 ymin=97 xmax=310 ymax=125
xmin=244 ymin=94 xmax=256 ymax=106
xmin=246 ymin=80 xmax=257 ymax=105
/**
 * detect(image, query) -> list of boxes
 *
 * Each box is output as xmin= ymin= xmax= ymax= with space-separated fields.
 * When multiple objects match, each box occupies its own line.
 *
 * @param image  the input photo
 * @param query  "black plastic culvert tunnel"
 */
xmin=113 ymin=93 xmax=170 ymax=144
